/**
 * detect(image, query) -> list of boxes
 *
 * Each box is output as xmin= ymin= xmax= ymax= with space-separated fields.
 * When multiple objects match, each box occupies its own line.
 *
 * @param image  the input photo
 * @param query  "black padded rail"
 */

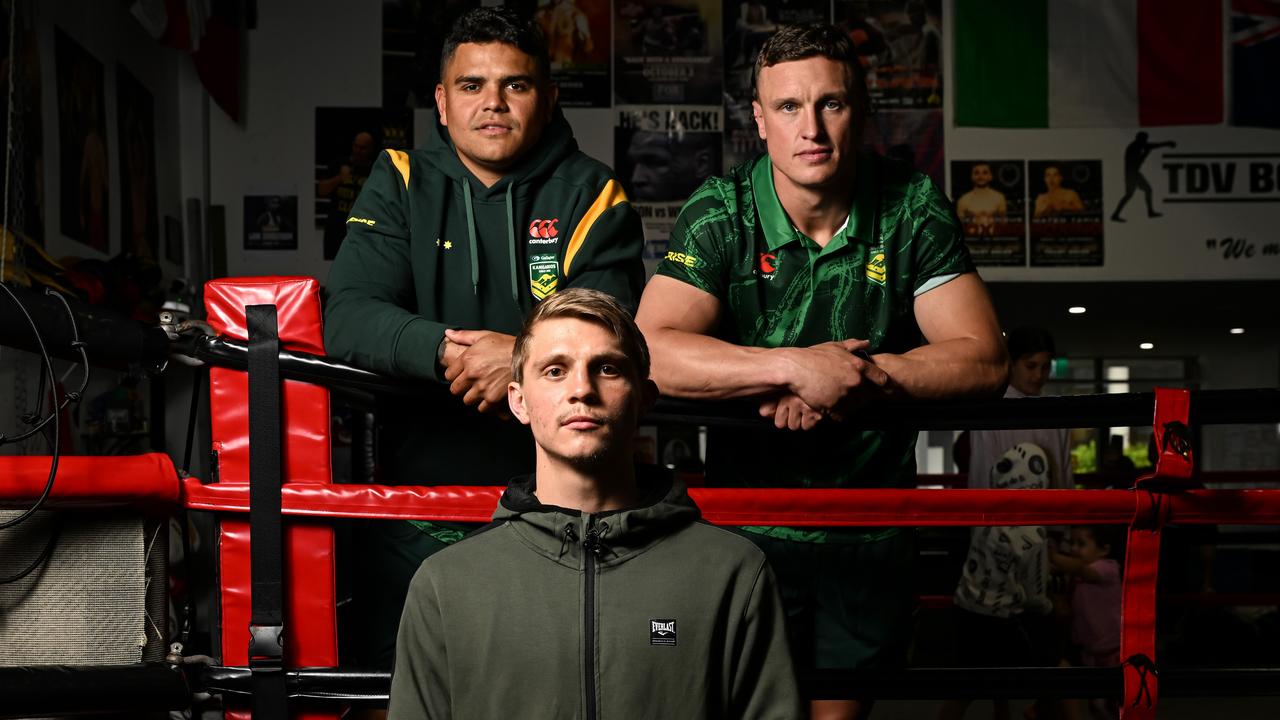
xmin=0 ymin=285 xmax=170 ymax=368
xmin=188 ymin=335 xmax=1280 ymax=431
xmin=0 ymin=663 xmax=190 ymax=717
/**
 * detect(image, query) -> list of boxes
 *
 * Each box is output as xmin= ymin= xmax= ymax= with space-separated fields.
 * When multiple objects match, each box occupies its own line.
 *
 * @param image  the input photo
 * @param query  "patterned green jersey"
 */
xmin=655 ymin=152 xmax=973 ymax=542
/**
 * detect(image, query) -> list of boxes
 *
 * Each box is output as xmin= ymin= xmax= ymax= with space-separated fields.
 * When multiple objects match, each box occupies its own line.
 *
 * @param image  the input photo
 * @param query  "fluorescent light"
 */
xmin=1068 ymin=306 xmax=1087 ymax=315
xmin=1139 ymin=342 xmax=1154 ymax=350
xmin=1230 ymin=327 xmax=1245 ymax=335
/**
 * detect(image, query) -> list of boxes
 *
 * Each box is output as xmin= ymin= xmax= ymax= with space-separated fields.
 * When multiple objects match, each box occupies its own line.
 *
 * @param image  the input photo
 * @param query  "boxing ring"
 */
xmin=2 ymin=276 xmax=1280 ymax=718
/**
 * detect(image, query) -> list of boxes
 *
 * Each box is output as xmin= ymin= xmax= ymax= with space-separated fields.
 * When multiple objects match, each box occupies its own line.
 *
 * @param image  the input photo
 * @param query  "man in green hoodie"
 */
xmin=389 ymin=288 xmax=800 ymax=720
xmin=324 ymin=7 xmax=644 ymax=668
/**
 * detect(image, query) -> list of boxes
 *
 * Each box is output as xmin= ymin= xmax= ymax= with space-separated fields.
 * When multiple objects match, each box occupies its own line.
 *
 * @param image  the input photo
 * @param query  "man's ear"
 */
xmin=752 ymin=100 xmax=766 ymax=140
xmin=435 ymin=84 xmax=447 ymax=124
xmin=508 ymin=381 xmax=531 ymax=426
xmin=639 ymin=378 xmax=659 ymax=415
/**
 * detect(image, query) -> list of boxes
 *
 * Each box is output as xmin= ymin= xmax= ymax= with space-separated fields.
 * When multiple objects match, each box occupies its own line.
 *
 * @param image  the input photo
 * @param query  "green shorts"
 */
xmin=737 ymin=528 xmax=917 ymax=670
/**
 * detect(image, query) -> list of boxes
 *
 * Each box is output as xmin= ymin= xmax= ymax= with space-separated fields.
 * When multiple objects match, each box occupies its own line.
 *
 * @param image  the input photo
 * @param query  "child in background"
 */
xmin=1051 ymin=525 xmax=1124 ymax=720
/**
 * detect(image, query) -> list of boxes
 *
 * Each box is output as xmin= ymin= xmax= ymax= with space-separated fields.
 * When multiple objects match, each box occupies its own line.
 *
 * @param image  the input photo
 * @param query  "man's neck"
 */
xmin=533 ymin=453 xmax=638 ymax=514
xmin=457 ymin=152 xmax=504 ymax=188
xmin=772 ymin=162 xmax=855 ymax=248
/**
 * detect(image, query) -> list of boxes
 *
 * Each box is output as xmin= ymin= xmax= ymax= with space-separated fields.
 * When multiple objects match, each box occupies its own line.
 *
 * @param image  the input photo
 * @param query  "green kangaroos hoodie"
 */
xmin=388 ymin=470 xmax=802 ymax=720
xmin=324 ymin=109 xmax=645 ymax=486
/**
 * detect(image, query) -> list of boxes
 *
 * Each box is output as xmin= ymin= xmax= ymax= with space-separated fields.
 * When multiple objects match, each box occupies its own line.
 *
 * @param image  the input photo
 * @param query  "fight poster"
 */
xmin=836 ymin=0 xmax=942 ymax=110
xmin=55 ymin=29 xmax=108 ymax=251
xmin=722 ymin=0 xmax=830 ymax=170
xmin=532 ymin=0 xmax=612 ymax=107
xmin=863 ymin=108 xmax=944 ymax=189
xmin=382 ymin=0 xmax=476 ymax=108
xmin=1028 ymin=160 xmax=1104 ymax=266
xmin=950 ymin=160 xmax=1026 ymax=266
xmin=614 ymin=106 xmax=723 ymax=275
xmin=615 ymin=0 xmax=723 ymax=105
xmin=117 ymin=65 xmax=159 ymax=261
xmin=314 ymin=108 xmax=413 ymax=260
xmin=244 ymin=196 xmax=298 ymax=251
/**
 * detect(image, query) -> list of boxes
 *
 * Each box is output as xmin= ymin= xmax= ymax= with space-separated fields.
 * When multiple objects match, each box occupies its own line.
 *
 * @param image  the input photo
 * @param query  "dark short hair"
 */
xmin=1006 ymin=325 xmax=1056 ymax=362
xmin=752 ymin=23 xmax=870 ymax=121
xmin=511 ymin=288 xmax=650 ymax=384
xmin=441 ymin=7 xmax=551 ymax=82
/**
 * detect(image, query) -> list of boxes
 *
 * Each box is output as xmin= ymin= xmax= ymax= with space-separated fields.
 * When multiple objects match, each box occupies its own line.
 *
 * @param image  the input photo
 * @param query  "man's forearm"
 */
xmin=871 ymin=336 xmax=1008 ymax=400
xmin=645 ymin=327 xmax=788 ymax=400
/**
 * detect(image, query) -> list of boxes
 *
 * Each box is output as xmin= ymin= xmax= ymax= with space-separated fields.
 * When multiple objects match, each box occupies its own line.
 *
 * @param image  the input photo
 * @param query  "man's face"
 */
xmin=1044 ymin=166 xmax=1062 ymax=190
xmin=435 ymin=42 xmax=557 ymax=178
xmin=753 ymin=56 xmax=860 ymax=192
xmin=970 ymin=163 xmax=992 ymax=188
xmin=508 ymin=317 xmax=653 ymax=468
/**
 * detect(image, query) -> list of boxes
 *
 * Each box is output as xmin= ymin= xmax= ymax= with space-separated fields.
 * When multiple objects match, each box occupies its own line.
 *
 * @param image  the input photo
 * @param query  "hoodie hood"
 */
xmin=493 ymin=466 xmax=702 ymax=568
xmin=420 ymin=107 xmax=579 ymax=300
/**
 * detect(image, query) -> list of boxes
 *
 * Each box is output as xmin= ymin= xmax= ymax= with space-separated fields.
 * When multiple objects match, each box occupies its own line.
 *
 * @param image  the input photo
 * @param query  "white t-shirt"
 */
xmin=966 ymin=386 xmax=1073 ymax=490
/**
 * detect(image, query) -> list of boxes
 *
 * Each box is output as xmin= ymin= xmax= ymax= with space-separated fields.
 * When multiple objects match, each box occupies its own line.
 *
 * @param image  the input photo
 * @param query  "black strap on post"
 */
xmin=246 ymin=305 xmax=286 ymax=718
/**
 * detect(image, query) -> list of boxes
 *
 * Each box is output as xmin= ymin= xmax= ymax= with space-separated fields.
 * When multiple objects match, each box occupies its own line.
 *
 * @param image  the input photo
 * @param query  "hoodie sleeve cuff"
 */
xmin=393 ymin=316 xmax=455 ymax=383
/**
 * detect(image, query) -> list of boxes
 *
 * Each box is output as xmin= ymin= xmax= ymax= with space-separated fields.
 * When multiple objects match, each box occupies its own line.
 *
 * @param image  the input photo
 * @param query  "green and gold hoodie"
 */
xmin=388 ymin=471 xmax=802 ymax=720
xmin=324 ymin=109 xmax=645 ymax=485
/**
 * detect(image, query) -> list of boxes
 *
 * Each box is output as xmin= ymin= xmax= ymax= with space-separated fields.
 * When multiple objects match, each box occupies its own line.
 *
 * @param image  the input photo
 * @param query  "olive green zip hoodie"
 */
xmin=323 ymin=109 xmax=645 ymax=485
xmin=389 ymin=470 xmax=802 ymax=719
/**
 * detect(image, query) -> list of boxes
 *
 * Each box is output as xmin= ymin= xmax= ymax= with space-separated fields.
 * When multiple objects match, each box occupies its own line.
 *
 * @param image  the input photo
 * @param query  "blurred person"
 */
xmin=955 ymin=162 xmax=1007 ymax=237
xmin=1051 ymin=525 xmax=1124 ymax=720
xmin=317 ymin=130 xmax=377 ymax=258
xmin=537 ymin=0 xmax=593 ymax=66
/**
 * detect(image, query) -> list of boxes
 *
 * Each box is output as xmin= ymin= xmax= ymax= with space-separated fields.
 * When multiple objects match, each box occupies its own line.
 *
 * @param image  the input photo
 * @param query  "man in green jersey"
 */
xmin=636 ymin=23 xmax=1006 ymax=720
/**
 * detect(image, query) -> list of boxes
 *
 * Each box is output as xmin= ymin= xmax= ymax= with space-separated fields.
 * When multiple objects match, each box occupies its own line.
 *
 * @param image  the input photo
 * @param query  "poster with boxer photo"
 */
xmin=950 ymin=160 xmax=1026 ymax=266
xmin=529 ymin=0 xmax=612 ymax=107
xmin=722 ymin=0 xmax=831 ymax=170
xmin=314 ymin=108 xmax=413 ymax=260
xmin=615 ymin=0 xmax=723 ymax=105
xmin=1028 ymin=160 xmax=1104 ymax=266
xmin=244 ymin=195 xmax=298 ymax=251
xmin=615 ymin=106 xmax=723 ymax=275
xmin=55 ymin=28 xmax=108 ymax=252
xmin=836 ymin=0 xmax=942 ymax=110
xmin=863 ymin=108 xmax=943 ymax=189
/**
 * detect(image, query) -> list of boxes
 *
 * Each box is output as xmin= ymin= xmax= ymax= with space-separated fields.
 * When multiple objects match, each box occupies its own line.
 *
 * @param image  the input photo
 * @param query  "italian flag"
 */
xmin=955 ymin=0 xmax=1223 ymax=127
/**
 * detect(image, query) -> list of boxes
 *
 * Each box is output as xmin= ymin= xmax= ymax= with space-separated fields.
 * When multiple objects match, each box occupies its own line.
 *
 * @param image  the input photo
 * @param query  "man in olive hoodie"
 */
xmin=324 ymin=8 xmax=644 ymax=667
xmin=389 ymin=288 xmax=800 ymax=720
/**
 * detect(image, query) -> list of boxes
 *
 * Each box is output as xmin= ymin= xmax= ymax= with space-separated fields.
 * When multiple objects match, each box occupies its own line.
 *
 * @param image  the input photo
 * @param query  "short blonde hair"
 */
xmin=511 ymin=288 xmax=650 ymax=383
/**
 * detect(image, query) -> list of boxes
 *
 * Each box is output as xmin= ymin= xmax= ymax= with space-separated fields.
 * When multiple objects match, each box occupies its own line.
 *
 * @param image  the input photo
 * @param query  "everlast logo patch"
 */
xmin=650 ymin=619 xmax=676 ymax=646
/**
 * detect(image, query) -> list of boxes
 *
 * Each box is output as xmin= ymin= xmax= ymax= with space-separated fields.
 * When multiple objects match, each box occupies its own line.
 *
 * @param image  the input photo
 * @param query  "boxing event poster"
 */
xmin=614 ymin=106 xmax=724 ymax=275
xmin=55 ymin=28 xmax=108 ymax=252
xmin=615 ymin=0 xmax=723 ymax=106
xmin=723 ymin=0 xmax=831 ymax=170
xmin=950 ymin=160 xmax=1026 ymax=266
xmin=382 ymin=0 xmax=476 ymax=108
xmin=863 ymin=108 xmax=944 ymax=189
xmin=243 ymin=195 xmax=298 ymax=251
xmin=836 ymin=0 xmax=943 ymax=110
xmin=1028 ymin=160 xmax=1104 ymax=267
xmin=528 ymin=0 xmax=612 ymax=107
xmin=1 ymin=0 xmax=43 ymax=246
xmin=314 ymin=108 xmax=413 ymax=260
xmin=117 ymin=64 xmax=159 ymax=261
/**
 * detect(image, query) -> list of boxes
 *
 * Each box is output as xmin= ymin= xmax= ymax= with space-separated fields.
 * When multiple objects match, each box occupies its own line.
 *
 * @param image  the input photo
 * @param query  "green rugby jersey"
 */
xmin=655 ymin=151 xmax=973 ymax=542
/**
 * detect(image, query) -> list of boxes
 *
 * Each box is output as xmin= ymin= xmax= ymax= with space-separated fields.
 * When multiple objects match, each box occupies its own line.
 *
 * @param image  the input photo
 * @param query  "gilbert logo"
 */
xmin=650 ymin=618 xmax=677 ymax=646
xmin=529 ymin=218 xmax=559 ymax=239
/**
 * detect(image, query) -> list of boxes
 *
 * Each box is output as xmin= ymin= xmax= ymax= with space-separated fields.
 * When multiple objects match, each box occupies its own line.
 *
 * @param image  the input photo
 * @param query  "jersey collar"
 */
xmin=750 ymin=152 xmax=876 ymax=253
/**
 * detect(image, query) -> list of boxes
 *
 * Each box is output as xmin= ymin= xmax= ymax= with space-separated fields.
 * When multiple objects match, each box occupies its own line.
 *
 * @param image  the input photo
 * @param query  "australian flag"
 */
xmin=1232 ymin=0 xmax=1280 ymax=127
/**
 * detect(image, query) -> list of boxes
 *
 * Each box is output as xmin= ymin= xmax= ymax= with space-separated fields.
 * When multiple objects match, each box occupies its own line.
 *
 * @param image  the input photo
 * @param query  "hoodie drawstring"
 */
xmin=462 ymin=181 xmax=480 ymax=295
xmin=505 ymin=185 xmax=520 ymax=307
xmin=559 ymin=522 xmax=578 ymax=559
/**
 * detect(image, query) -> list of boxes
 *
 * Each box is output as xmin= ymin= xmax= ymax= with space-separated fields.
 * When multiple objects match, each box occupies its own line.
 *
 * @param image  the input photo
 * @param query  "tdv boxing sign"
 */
xmin=1161 ymin=151 xmax=1280 ymax=203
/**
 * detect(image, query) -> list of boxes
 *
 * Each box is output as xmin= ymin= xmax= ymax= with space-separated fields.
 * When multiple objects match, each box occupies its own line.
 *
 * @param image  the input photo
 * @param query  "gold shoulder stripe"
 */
xmin=386 ymin=149 xmax=411 ymax=188
xmin=564 ymin=179 xmax=629 ymax=277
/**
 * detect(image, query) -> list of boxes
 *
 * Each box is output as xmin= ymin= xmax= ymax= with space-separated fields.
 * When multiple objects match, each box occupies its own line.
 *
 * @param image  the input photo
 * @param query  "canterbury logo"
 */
xmin=529 ymin=218 xmax=559 ymax=239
